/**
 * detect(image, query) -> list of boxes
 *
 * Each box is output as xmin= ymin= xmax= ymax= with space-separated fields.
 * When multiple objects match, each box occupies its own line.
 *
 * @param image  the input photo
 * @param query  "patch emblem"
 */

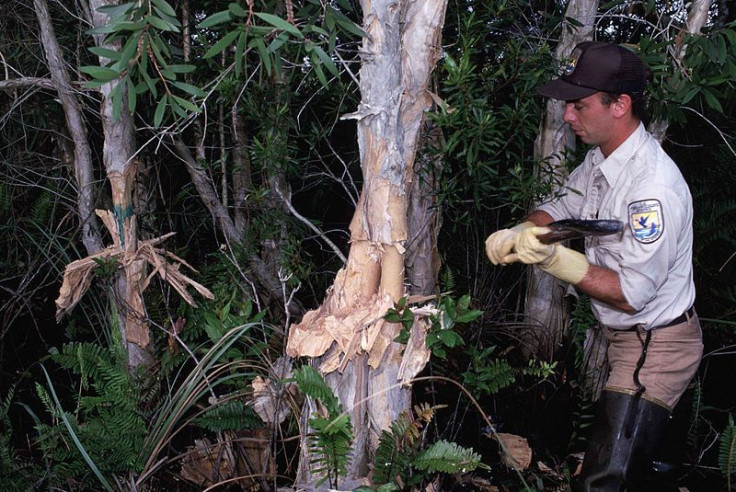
xmin=628 ymin=199 xmax=664 ymax=243
xmin=563 ymin=47 xmax=583 ymax=76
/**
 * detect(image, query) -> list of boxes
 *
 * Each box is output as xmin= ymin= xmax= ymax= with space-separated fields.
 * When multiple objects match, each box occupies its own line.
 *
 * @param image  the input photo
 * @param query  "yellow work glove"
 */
xmin=485 ymin=221 xmax=535 ymax=265
xmin=512 ymin=227 xmax=590 ymax=285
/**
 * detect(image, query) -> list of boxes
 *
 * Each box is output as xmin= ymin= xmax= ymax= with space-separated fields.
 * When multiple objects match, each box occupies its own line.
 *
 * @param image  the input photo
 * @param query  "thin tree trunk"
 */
xmin=87 ymin=0 xmax=151 ymax=370
xmin=33 ymin=0 xmax=103 ymax=255
xmin=406 ymin=120 xmax=442 ymax=297
xmin=287 ymin=0 xmax=447 ymax=486
xmin=648 ymin=0 xmax=711 ymax=141
xmin=527 ymin=0 xmax=597 ymax=361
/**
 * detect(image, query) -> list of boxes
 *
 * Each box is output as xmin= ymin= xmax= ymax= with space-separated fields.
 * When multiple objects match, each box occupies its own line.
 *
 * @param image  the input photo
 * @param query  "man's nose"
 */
xmin=563 ymin=104 xmax=575 ymax=123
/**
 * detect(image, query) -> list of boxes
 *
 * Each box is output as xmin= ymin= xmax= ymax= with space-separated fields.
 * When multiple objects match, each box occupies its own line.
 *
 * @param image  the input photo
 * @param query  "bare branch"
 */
xmin=273 ymin=185 xmax=348 ymax=265
xmin=0 ymin=77 xmax=56 ymax=91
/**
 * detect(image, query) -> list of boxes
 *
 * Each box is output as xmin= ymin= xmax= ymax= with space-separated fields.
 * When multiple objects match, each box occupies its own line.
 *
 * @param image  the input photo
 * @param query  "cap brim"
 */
xmin=538 ymin=78 xmax=598 ymax=101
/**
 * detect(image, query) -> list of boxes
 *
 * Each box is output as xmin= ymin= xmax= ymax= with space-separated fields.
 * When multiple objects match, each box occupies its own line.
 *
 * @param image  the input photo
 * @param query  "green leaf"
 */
xmin=112 ymin=82 xmax=123 ymax=120
xmin=96 ymin=2 xmax=136 ymax=17
xmin=172 ymin=94 xmax=200 ymax=113
xmin=203 ymin=29 xmax=241 ymax=59
xmin=127 ymin=79 xmax=137 ymax=114
xmin=332 ymin=9 xmax=366 ymax=38
xmin=141 ymin=69 xmax=158 ymax=97
xmin=170 ymin=81 xmax=206 ymax=98
xmin=88 ymin=46 xmax=122 ymax=61
xmin=701 ymin=88 xmax=723 ymax=113
xmin=166 ymin=64 xmax=196 ymax=74
xmin=228 ymin=2 xmax=248 ymax=18
xmin=114 ymin=21 xmax=148 ymax=32
xmin=197 ymin=10 xmax=232 ymax=29
xmin=455 ymin=309 xmax=483 ymax=323
xmin=250 ymin=37 xmax=271 ymax=74
xmin=151 ymin=0 xmax=177 ymax=17
xmin=147 ymin=13 xmax=179 ymax=32
xmin=169 ymin=96 xmax=187 ymax=118
xmin=154 ymin=94 xmax=168 ymax=128
xmin=87 ymin=24 xmax=118 ymax=35
xmin=254 ymin=12 xmax=304 ymax=39
xmin=437 ymin=329 xmax=463 ymax=348
xmin=120 ymin=33 xmax=140 ymax=68
xmin=79 ymin=65 xmax=120 ymax=81
xmin=310 ymin=44 xmax=338 ymax=77
xmin=267 ymin=32 xmax=289 ymax=53
xmin=235 ymin=31 xmax=247 ymax=75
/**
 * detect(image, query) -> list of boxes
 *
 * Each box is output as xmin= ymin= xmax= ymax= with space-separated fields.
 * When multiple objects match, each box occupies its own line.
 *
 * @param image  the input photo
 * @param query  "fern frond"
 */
xmin=412 ymin=439 xmax=486 ymax=474
xmin=293 ymin=365 xmax=339 ymax=412
xmin=719 ymin=414 xmax=736 ymax=487
xmin=373 ymin=416 xmax=415 ymax=486
xmin=309 ymin=413 xmax=353 ymax=487
xmin=197 ymin=400 xmax=263 ymax=431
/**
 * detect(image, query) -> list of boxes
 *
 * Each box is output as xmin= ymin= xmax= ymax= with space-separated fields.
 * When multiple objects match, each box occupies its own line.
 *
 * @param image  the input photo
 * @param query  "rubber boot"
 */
xmin=576 ymin=389 xmax=671 ymax=492
xmin=646 ymin=383 xmax=697 ymax=490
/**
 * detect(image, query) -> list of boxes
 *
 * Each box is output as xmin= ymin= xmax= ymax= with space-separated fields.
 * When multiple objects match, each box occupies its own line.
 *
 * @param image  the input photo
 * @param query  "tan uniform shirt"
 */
xmin=538 ymin=123 xmax=695 ymax=330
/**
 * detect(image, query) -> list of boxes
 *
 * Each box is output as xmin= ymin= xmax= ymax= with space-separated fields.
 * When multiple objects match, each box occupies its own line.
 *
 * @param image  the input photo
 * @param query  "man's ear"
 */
xmin=612 ymin=94 xmax=633 ymax=118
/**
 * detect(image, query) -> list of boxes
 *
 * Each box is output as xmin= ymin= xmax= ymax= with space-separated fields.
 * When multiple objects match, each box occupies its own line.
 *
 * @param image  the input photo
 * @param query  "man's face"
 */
xmin=563 ymin=92 xmax=616 ymax=148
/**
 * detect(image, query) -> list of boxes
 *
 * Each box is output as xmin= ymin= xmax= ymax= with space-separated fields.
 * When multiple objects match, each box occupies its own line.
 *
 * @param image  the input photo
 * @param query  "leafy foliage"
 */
xmin=196 ymin=399 xmax=263 ymax=432
xmin=640 ymin=20 xmax=736 ymax=125
xmin=461 ymin=346 xmax=557 ymax=396
xmin=293 ymin=365 xmax=352 ymax=488
xmin=364 ymin=403 xmax=488 ymax=491
xmin=0 ymin=385 xmax=38 ymax=489
xmin=389 ymin=294 xmax=482 ymax=359
xmin=412 ymin=439 xmax=485 ymax=474
xmin=33 ymin=343 xmax=148 ymax=488
xmin=720 ymin=414 xmax=736 ymax=489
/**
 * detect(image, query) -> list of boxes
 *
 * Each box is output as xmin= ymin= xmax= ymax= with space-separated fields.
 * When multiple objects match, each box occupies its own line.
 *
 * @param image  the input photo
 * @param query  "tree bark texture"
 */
xmin=286 ymin=0 xmax=447 ymax=486
xmin=87 ymin=0 xmax=151 ymax=369
xmin=34 ymin=0 xmax=103 ymax=256
xmin=526 ymin=0 xmax=597 ymax=361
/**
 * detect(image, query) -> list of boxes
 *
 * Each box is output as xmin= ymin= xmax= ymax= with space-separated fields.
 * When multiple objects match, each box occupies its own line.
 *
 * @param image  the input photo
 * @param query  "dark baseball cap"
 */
xmin=538 ymin=41 xmax=651 ymax=101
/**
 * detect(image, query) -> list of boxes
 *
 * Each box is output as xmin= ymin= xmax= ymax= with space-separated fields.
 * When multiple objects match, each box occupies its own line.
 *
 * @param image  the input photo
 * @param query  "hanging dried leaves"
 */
xmin=55 ymin=210 xmax=213 ymax=347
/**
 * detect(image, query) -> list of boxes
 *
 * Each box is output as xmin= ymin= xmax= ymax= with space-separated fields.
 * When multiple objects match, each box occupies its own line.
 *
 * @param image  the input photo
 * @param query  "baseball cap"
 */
xmin=538 ymin=41 xmax=651 ymax=101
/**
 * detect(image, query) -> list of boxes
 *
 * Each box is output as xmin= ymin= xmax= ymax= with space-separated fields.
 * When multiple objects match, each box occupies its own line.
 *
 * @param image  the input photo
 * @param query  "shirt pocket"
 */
xmin=587 ymin=234 xmax=624 ymax=269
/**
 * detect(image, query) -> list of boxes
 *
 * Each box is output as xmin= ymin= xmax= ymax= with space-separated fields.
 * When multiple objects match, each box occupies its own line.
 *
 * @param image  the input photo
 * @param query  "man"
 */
xmin=485 ymin=41 xmax=703 ymax=490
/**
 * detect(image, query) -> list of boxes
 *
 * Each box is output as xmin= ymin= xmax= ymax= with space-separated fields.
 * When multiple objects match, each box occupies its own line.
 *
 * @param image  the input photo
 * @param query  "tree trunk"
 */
xmin=87 ymin=0 xmax=151 ymax=370
xmin=286 ymin=0 xmax=447 ymax=487
xmin=527 ymin=0 xmax=597 ymax=361
xmin=648 ymin=0 xmax=711 ymax=141
xmin=33 ymin=0 xmax=103 ymax=256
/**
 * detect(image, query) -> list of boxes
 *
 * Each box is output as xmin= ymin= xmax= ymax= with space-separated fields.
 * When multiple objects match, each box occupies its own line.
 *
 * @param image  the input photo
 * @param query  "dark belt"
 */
xmin=619 ymin=306 xmax=695 ymax=332
xmin=660 ymin=306 xmax=696 ymax=329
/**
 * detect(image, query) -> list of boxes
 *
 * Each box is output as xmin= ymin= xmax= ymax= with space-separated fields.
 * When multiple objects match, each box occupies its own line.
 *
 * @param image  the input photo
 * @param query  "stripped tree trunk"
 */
xmin=87 ymin=0 xmax=151 ymax=370
xmin=286 ymin=0 xmax=447 ymax=486
xmin=527 ymin=0 xmax=596 ymax=362
xmin=35 ymin=0 xmax=151 ymax=371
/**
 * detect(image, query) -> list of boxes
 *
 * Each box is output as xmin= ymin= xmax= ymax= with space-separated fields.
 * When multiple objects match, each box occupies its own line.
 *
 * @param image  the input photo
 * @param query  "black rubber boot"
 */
xmin=576 ymin=389 xmax=671 ymax=492
xmin=646 ymin=383 xmax=697 ymax=490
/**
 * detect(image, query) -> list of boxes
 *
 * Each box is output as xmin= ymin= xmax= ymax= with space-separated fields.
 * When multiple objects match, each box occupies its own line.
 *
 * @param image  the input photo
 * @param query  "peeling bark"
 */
xmin=287 ymin=0 xmax=448 ymax=486
xmin=527 ymin=0 xmax=597 ymax=361
xmin=87 ymin=0 xmax=150 ymax=369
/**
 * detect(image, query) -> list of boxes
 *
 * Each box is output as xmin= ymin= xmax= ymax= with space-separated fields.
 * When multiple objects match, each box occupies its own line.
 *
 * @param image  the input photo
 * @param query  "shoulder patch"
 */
xmin=628 ymin=199 xmax=664 ymax=244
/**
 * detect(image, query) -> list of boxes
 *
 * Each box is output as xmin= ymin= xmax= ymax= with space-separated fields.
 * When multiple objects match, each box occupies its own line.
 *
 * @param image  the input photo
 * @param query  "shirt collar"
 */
xmin=594 ymin=122 xmax=647 ymax=185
